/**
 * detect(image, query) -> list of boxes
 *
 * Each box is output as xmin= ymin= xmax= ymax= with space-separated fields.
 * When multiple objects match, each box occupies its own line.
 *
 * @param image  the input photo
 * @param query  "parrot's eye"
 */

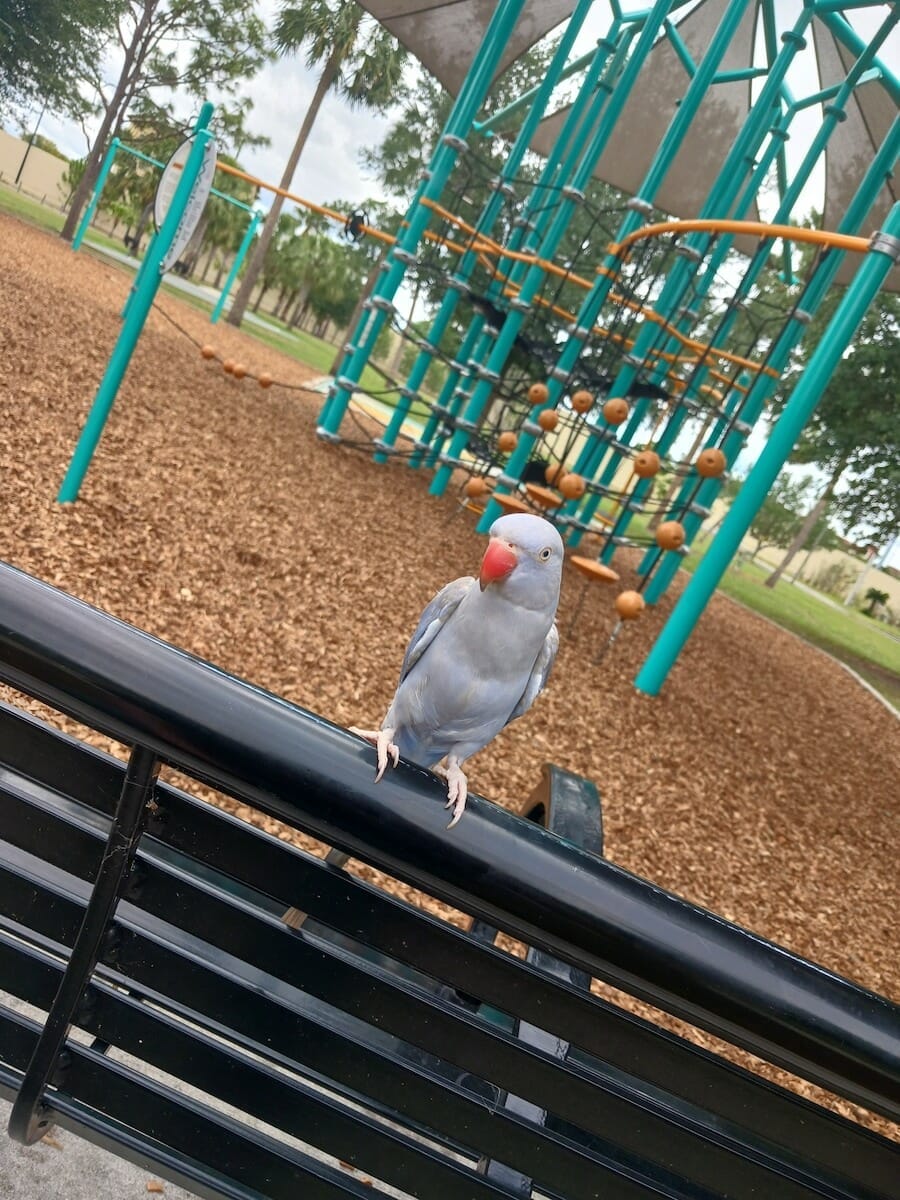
xmin=539 ymin=547 xmax=552 ymax=562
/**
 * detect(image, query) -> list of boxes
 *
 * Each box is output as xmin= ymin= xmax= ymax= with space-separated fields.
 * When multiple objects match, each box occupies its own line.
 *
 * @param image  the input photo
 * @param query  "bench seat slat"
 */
xmin=1 ymin=711 xmax=899 ymax=1200
xmin=0 ymin=1007 xmax=384 ymax=1200
xmin=0 ymin=856 xmax=681 ymax=1200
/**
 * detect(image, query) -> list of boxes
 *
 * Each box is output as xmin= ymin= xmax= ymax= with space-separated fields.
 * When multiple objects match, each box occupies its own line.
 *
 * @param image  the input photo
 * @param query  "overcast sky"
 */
xmin=12 ymin=2 xmax=898 ymax=223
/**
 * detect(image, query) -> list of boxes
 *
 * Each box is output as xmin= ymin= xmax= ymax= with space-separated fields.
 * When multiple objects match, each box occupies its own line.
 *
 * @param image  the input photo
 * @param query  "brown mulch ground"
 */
xmin=1 ymin=212 xmax=898 ymax=1137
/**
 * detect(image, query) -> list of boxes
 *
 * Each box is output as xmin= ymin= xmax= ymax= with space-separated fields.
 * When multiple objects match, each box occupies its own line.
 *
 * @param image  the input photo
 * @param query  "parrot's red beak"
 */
xmin=479 ymin=538 xmax=518 ymax=590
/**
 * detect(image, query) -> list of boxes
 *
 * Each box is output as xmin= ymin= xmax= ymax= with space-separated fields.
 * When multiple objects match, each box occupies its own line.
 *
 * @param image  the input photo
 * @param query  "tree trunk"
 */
xmin=252 ymin=279 xmax=270 ymax=314
xmin=60 ymin=1 xmax=158 ymax=243
xmin=200 ymin=243 xmax=217 ymax=281
xmin=329 ymin=244 xmax=390 ymax=375
xmin=226 ymin=47 xmax=342 ymax=328
xmin=763 ymin=461 xmax=845 ymax=589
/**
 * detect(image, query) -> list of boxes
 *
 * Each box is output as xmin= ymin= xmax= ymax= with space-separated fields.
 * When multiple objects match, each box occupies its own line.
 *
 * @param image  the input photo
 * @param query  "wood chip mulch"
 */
xmin=1 ymin=212 xmax=898 ymax=1139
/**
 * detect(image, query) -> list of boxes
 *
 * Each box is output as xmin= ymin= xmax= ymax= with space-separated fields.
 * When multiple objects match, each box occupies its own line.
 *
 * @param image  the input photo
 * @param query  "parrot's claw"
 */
xmin=443 ymin=763 xmax=468 ymax=829
xmin=349 ymin=727 xmax=399 ymax=782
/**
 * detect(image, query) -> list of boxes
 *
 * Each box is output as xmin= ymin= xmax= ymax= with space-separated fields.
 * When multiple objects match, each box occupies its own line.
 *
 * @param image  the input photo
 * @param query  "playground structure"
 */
xmin=313 ymin=0 xmax=900 ymax=691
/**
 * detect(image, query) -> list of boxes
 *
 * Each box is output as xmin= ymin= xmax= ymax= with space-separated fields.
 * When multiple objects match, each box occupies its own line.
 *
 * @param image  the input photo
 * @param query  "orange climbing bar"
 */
xmin=615 ymin=218 xmax=870 ymax=257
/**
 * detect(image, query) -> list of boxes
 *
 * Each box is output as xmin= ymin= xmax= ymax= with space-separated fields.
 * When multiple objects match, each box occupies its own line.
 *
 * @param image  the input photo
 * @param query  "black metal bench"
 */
xmin=1 ymin=560 xmax=898 ymax=1200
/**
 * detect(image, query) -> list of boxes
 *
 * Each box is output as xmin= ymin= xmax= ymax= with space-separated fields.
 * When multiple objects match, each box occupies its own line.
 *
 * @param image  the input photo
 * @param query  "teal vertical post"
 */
xmin=434 ymin=0 xmax=680 ymax=510
xmin=58 ymin=104 xmax=215 ymax=503
xmin=635 ymin=202 xmax=900 ymax=695
xmin=72 ymin=137 xmax=120 ymax=251
xmin=641 ymin=111 xmax=900 ymax=601
xmin=318 ymin=0 xmax=529 ymax=438
xmin=373 ymin=0 xmax=600 ymax=464
xmin=212 ymin=208 xmax=262 ymax=324
xmin=474 ymin=0 xmax=755 ymax=532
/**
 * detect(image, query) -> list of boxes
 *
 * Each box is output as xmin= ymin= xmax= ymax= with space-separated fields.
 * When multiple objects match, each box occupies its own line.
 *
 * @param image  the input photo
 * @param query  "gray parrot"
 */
xmin=351 ymin=512 xmax=563 ymax=827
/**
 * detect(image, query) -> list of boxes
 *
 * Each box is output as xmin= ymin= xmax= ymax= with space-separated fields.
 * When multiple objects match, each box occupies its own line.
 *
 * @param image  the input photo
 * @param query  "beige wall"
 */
xmin=0 ymin=130 xmax=69 ymax=205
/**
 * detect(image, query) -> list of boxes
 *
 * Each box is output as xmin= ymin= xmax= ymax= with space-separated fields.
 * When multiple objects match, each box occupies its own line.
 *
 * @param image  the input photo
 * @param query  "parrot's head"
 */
xmin=479 ymin=514 xmax=564 ymax=611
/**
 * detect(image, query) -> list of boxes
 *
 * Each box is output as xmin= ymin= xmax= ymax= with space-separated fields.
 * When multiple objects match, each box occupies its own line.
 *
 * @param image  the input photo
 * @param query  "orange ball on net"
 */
xmin=200 ymin=344 xmax=215 ymax=360
xmin=538 ymin=408 xmax=559 ymax=432
xmin=571 ymin=389 xmax=594 ymax=414
xmin=633 ymin=450 xmax=661 ymax=479
xmin=258 ymin=372 xmax=273 ymax=388
xmin=497 ymin=431 xmax=518 ymax=454
xmin=602 ymin=397 xmax=629 ymax=425
xmin=615 ymin=590 xmax=645 ymax=620
xmin=655 ymin=520 xmax=685 ymax=551
xmin=545 ymin=463 xmax=566 ymax=486
xmin=559 ymin=472 xmax=586 ymax=500
xmin=222 ymin=359 xmax=235 ymax=375
xmin=528 ymin=382 xmax=549 ymax=405
xmin=232 ymin=363 xmax=247 ymax=380
xmin=696 ymin=447 xmax=727 ymax=478
xmin=464 ymin=476 xmax=491 ymax=498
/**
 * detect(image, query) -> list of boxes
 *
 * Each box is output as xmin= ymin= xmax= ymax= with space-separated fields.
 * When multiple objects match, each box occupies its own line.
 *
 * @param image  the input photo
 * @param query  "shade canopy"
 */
xmin=357 ymin=0 xmax=578 ymax=96
xmin=362 ymin=0 xmax=898 ymax=288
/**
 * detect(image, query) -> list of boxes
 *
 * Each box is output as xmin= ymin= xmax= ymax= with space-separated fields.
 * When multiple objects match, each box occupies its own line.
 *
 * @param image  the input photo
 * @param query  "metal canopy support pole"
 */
xmin=430 ymin=0 xmax=678 ymax=510
xmin=423 ymin=22 xmax=633 ymax=485
xmin=475 ymin=0 xmax=753 ymax=534
xmin=635 ymin=201 xmax=900 ymax=695
xmin=7 ymin=745 xmax=160 ymax=1145
xmin=638 ymin=110 xmax=900 ymax=609
xmin=317 ymin=0 xmax=530 ymax=438
xmin=57 ymin=103 xmax=215 ymax=503
xmin=631 ymin=15 xmax=899 ymax=586
xmin=371 ymin=0 xmax=599 ymax=465
xmin=569 ymin=5 xmax=814 ymax=552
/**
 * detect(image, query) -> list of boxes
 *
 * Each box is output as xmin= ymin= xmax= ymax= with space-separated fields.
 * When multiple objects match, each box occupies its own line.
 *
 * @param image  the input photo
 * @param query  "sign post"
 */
xmin=58 ymin=103 xmax=216 ymax=503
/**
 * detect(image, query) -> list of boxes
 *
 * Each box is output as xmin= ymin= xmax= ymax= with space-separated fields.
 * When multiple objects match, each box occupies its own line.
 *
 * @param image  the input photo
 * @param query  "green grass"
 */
xmin=0 ymin=183 xmax=432 ymax=418
xmin=681 ymin=551 xmax=900 ymax=710
xmin=0 ymin=182 xmax=143 ymax=257
xmin=0 ymin=182 xmax=66 ymax=232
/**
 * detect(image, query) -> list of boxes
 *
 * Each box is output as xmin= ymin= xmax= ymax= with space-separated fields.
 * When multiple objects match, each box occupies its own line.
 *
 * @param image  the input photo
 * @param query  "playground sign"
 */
xmin=154 ymin=134 xmax=217 ymax=271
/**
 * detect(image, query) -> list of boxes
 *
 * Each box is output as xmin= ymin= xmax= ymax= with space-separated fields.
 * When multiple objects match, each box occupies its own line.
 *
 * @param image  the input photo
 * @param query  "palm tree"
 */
xmin=862 ymin=587 xmax=889 ymax=617
xmin=226 ymin=0 xmax=406 ymax=328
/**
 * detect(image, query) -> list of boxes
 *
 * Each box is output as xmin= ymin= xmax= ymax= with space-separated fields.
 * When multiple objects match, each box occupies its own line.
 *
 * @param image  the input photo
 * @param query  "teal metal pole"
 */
xmin=415 ymin=20 xmax=634 ymax=474
xmin=58 ymin=104 xmax=215 ymax=503
xmin=318 ymin=0 xmax=530 ymax=438
xmin=433 ymin=0 xmax=679 ymax=508
xmin=72 ymin=137 xmax=120 ymax=252
xmin=635 ymin=202 xmax=900 ymax=695
xmin=373 ymin=0 xmax=599 ymax=463
xmin=568 ymin=5 xmax=813 ymax=545
xmin=212 ymin=208 xmax=262 ymax=324
xmin=476 ymin=0 xmax=754 ymax=532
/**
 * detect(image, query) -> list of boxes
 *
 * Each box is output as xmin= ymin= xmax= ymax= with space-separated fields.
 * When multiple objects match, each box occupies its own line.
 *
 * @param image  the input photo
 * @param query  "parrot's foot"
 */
xmin=349 ymin=726 xmax=399 ymax=782
xmin=442 ymin=761 xmax=468 ymax=829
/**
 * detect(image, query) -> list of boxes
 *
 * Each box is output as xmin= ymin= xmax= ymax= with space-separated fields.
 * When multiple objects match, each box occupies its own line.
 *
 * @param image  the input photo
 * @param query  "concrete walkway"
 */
xmin=0 ymin=1097 xmax=195 ymax=1200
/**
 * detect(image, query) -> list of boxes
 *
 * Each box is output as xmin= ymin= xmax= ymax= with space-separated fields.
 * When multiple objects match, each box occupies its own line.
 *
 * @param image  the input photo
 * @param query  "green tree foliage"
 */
xmin=745 ymin=472 xmax=812 ymax=563
xmin=0 ymin=0 xmax=117 ymax=119
xmin=59 ymin=0 xmax=268 ymax=243
xmin=226 ymin=0 xmax=408 ymax=328
xmin=778 ymin=290 xmax=900 ymax=543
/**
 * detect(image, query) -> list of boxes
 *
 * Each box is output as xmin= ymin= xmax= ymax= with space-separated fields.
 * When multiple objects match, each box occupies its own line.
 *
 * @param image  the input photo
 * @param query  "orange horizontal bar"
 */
xmin=618 ymin=217 xmax=869 ymax=256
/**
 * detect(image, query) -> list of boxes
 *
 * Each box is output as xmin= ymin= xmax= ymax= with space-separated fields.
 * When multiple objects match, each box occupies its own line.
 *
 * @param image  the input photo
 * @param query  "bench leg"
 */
xmin=7 ymin=745 xmax=159 ymax=1145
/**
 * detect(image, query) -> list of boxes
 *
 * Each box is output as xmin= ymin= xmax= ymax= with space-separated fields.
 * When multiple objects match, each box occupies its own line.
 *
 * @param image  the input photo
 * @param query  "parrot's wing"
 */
xmin=507 ymin=622 xmax=559 ymax=724
xmin=399 ymin=575 xmax=475 ymax=683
